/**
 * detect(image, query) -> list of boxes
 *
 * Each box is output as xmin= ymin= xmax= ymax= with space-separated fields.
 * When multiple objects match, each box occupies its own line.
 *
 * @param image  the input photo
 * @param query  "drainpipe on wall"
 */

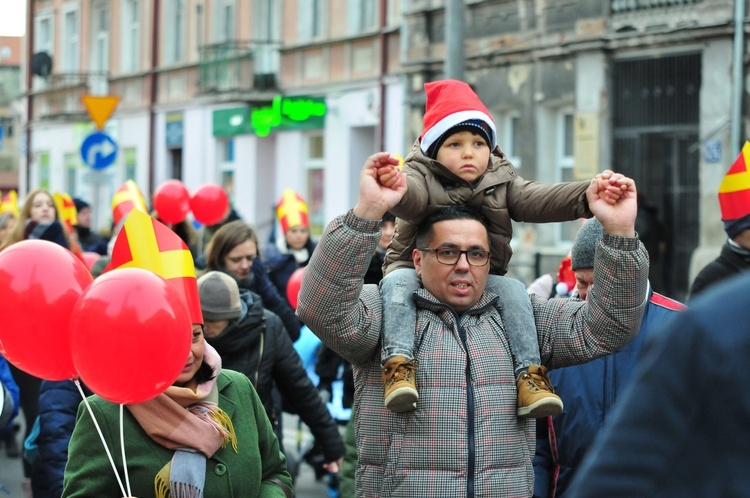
xmin=378 ymin=0 xmax=387 ymax=151
xmin=148 ymin=0 xmax=160 ymax=195
xmin=731 ymin=0 xmax=745 ymax=152
xmin=24 ymin=0 xmax=35 ymax=195
xmin=445 ymin=0 xmax=465 ymax=81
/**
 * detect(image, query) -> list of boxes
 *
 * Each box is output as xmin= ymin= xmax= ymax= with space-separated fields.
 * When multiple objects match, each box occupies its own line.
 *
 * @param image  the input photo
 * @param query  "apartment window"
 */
xmin=306 ymin=134 xmax=325 ymax=236
xmin=121 ymin=0 xmax=140 ymax=73
xmin=123 ymin=147 xmax=137 ymax=181
xmin=498 ymin=114 xmax=522 ymax=168
xmin=386 ymin=0 xmax=401 ymax=27
xmin=165 ymin=0 xmax=186 ymax=65
xmin=34 ymin=14 xmax=54 ymax=56
xmin=65 ymin=153 xmax=79 ymax=195
xmin=298 ymin=0 xmax=326 ymax=43
xmin=214 ymin=0 xmax=236 ymax=42
xmin=348 ymin=0 xmax=377 ymax=33
xmin=62 ymin=7 xmax=80 ymax=72
xmin=558 ymin=111 xmax=578 ymax=243
xmin=90 ymin=1 xmax=109 ymax=73
xmin=254 ymin=0 xmax=281 ymax=75
xmin=39 ymin=152 xmax=50 ymax=190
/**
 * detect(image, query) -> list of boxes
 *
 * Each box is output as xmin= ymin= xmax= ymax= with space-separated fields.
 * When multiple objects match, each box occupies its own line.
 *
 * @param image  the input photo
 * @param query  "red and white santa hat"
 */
xmin=420 ymin=79 xmax=497 ymax=157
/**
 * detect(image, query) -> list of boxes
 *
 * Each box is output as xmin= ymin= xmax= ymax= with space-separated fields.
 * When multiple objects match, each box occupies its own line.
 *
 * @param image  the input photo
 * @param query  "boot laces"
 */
xmin=522 ymin=369 xmax=554 ymax=394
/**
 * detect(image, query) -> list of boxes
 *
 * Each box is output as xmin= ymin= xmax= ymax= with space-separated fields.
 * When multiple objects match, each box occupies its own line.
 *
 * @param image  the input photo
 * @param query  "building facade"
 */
xmin=0 ymin=36 xmax=22 ymax=192
xmin=20 ymin=0 xmax=747 ymax=299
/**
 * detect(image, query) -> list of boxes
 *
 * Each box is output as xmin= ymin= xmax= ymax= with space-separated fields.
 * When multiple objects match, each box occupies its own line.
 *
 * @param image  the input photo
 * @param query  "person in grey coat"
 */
xmin=297 ymin=152 xmax=648 ymax=497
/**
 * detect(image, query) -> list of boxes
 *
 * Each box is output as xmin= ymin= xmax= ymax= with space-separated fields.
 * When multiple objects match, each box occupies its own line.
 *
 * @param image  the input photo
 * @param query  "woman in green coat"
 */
xmin=62 ymin=324 xmax=293 ymax=498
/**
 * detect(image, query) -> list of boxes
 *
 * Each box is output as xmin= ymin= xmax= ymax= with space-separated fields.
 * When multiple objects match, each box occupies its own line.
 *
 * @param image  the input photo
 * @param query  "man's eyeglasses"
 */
xmin=418 ymin=247 xmax=491 ymax=267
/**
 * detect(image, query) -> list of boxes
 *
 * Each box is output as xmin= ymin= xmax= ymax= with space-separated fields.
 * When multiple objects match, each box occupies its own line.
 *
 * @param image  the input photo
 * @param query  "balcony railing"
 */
xmin=611 ymin=0 xmax=702 ymax=13
xmin=198 ymin=40 xmax=280 ymax=94
xmin=31 ymin=72 xmax=109 ymax=119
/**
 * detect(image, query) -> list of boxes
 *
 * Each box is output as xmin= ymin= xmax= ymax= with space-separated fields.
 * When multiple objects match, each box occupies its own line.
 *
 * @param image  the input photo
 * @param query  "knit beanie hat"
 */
xmin=73 ymin=198 xmax=90 ymax=213
xmin=420 ymin=79 xmax=497 ymax=158
xmin=197 ymin=271 xmax=242 ymax=321
xmin=719 ymin=141 xmax=750 ymax=239
xmin=571 ymin=218 xmax=604 ymax=270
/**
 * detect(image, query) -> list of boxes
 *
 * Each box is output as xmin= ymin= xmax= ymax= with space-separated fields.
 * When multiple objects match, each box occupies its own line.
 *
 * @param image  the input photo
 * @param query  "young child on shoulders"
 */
xmin=377 ymin=79 xmax=623 ymax=417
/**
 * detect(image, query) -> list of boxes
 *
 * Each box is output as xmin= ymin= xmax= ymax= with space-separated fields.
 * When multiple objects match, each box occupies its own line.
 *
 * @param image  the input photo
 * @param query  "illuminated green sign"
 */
xmin=251 ymin=95 xmax=326 ymax=137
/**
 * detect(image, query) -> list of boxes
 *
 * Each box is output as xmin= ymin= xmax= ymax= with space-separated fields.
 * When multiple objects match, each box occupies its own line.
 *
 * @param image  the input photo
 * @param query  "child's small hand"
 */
xmin=377 ymin=165 xmax=403 ymax=189
xmin=594 ymin=171 xmax=629 ymax=205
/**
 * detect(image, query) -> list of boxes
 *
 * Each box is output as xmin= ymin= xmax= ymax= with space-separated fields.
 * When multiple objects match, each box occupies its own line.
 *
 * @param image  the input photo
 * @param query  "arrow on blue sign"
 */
xmin=80 ymin=131 xmax=118 ymax=170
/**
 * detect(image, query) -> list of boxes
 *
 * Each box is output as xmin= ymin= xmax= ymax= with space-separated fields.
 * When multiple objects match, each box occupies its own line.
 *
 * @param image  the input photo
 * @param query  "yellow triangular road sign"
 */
xmin=82 ymin=95 xmax=120 ymax=130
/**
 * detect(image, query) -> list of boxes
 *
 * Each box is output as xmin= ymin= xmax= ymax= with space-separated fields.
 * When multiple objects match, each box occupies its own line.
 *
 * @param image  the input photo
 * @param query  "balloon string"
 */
xmin=74 ymin=380 xmax=127 ymax=497
xmin=119 ymin=404 xmax=132 ymax=497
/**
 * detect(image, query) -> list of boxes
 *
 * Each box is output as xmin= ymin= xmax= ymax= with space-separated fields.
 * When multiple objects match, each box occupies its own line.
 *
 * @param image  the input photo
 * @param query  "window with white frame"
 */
xmin=91 ymin=1 xmax=109 ymax=73
xmin=62 ymin=6 xmax=80 ymax=72
xmin=497 ymin=113 xmax=522 ymax=168
xmin=386 ymin=0 xmax=401 ymax=27
xmin=348 ymin=0 xmax=378 ymax=34
xmin=253 ymin=0 xmax=280 ymax=75
xmin=306 ymin=134 xmax=325 ymax=236
xmin=214 ymin=0 xmax=236 ymax=42
xmin=34 ymin=14 xmax=54 ymax=57
xmin=121 ymin=0 xmax=140 ymax=73
xmin=558 ymin=110 xmax=578 ymax=243
xmin=65 ymin=153 xmax=79 ymax=195
xmin=298 ymin=0 xmax=327 ymax=43
xmin=165 ymin=0 xmax=186 ymax=65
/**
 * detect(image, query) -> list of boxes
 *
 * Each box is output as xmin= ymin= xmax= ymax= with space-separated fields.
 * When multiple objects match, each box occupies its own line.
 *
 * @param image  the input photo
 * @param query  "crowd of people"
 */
xmin=1 ymin=79 xmax=749 ymax=497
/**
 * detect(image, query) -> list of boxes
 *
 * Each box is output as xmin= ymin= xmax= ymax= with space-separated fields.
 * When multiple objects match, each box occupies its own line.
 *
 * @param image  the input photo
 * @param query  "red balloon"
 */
xmin=286 ymin=268 xmax=305 ymax=310
xmin=70 ymin=268 xmax=192 ymax=405
xmin=81 ymin=252 xmax=100 ymax=272
xmin=0 ymin=240 xmax=93 ymax=380
xmin=153 ymin=179 xmax=190 ymax=224
xmin=190 ymin=183 xmax=229 ymax=226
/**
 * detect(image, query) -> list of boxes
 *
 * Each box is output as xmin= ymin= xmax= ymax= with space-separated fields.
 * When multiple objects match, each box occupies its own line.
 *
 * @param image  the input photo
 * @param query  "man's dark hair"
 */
xmin=415 ymin=206 xmax=490 ymax=248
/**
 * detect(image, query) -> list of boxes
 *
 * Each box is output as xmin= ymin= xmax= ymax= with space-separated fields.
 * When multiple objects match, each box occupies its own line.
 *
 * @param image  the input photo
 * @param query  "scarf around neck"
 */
xmin=128 ymin=343 xmax=237 ymax=498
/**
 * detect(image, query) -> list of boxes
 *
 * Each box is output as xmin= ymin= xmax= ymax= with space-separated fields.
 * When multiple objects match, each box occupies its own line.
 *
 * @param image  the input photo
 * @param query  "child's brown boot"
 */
xmin=383 ymin=355 xmax=419 ymax=413
xmin=516 ymin=364 xmax=564 ymax=418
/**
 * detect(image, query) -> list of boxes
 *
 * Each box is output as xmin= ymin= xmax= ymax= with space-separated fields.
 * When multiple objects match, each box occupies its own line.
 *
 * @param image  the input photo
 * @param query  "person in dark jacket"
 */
xmin=29 ymin=380 xmax=93 ymax=498
xmin=567 ymin=271 xmax=750 ymax=497
xmin=72 ymin=198 xmax=108 ymax=255
xmin=533 ymin=218 xmax=685 ymax=498
xmin=690 ymin=144 xmax=750 ymax=297
xmin=205 ymin=220 xmax=301 ymax=341
xmin=263 ymin=190 xmax=317 ymax=303
xmin=197 ymin=271 xmax=344 ymax=472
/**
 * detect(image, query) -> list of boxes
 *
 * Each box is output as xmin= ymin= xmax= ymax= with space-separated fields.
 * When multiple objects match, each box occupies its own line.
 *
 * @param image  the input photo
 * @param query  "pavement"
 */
xmin=0 ymin=412 xmax=332 ymax=497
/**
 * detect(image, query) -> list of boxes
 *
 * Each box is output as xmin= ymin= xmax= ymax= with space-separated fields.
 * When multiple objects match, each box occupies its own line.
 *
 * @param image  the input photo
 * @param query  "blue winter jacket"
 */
xmin=31 ymin=380 xmax=93 ymax=498
xmin=0 ymin=357 xmax=20 ymax=428
xmin=567 ymin=272 xmax=750 ymax=497
xmin=533 ymin=289 xmax=685 ymax=498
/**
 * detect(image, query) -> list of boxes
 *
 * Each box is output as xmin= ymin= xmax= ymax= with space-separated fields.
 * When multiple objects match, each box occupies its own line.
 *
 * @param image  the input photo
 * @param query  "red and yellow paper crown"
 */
xmin=719 ymin=141 xmax=750 ymax=221
xmin=112 ymin=180 xmax=148 ymax=227
xmin=108 ymin=209 xmax=203 ymax=324
xmin=53 ymin=192 xmax=78 ymax=232
xmin=0 ymin=190 xmax=19 ymax=217
xmin=276 ymin=189 xmax=309 ymax=233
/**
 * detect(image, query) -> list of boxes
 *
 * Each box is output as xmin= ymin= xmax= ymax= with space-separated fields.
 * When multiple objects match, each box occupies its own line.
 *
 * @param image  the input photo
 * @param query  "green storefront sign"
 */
xmin=212 ymin=96 xmax=326 ymax=138
xmin=213 ymin=107 xmax=252 ymax=137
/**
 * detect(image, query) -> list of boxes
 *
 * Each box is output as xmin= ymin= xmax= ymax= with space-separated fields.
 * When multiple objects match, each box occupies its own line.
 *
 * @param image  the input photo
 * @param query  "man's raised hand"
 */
xmin=353 ymin=152 xmax=406 ymax=220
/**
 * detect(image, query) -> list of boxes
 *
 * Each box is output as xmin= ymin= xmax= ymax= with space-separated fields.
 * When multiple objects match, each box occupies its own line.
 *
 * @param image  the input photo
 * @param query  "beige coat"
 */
xmin=384 ymin=140 xmax=592 ymax=275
